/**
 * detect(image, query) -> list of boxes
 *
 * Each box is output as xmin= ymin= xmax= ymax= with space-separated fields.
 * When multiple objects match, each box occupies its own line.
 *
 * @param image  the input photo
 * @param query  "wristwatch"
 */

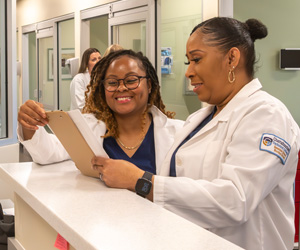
xmin=135 ymin=171 xmax=153 ymax=198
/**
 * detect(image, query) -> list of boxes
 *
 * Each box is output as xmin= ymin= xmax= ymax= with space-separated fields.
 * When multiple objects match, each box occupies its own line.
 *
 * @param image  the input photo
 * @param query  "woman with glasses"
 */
xmin=17 ymin=50 xmax=183 ymax=176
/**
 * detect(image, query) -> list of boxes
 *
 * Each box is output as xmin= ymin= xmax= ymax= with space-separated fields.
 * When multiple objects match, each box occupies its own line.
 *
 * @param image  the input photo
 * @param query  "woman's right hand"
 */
xmin=18 ymin=100 xmax=48 ymax=140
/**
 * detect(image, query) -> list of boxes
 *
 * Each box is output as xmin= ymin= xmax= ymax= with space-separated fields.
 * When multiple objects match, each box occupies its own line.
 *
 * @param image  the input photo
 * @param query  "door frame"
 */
xmin=36 ymin=28 xmax=55 ymax=110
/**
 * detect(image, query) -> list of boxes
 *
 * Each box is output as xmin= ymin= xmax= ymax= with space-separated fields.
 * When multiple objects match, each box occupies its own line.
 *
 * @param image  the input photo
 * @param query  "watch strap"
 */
xmin=142 ymin=171 xmax=153 ymax=182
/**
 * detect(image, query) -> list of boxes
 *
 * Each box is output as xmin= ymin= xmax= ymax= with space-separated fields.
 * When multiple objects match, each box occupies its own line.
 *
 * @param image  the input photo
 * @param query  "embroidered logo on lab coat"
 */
xmin=260 ymin=133 xmax=291 ymax=164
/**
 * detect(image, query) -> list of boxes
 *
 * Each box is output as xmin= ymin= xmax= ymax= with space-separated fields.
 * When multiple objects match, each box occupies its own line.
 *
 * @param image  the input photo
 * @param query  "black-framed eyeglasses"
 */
xmin=102 ymin=75 xmax=148 ymax=92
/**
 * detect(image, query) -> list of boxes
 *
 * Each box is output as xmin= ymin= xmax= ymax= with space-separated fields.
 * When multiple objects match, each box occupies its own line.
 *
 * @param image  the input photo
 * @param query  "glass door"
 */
xmin=112 ymin=21 xmax=146 ymax=54
xmin=58 ymin=18 xmax=75 ymax=111
xmin=37 ymin=29 xmax=54 ymax=110
xmin=81 ymin=0 xmax=155 ymax=64
xmin=22 ymin=14 xmax=74 ymax=111
xmin=89 ymin=15 xmax=109 ymax=55
xmin=109 ymin=9 xmax=148 ymax=57
xmin=107 ymin=0 xmax=156 ymax=74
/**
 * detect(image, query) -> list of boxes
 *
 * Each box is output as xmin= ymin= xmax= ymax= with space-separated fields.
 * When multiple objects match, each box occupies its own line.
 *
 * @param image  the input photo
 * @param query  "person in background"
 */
xmin=17 ymin=49 xmax=183 ymax=176
xmin=91 ymin=17 xmax=300 ymax=250
xmin=70 ymin=48 xmax=101 ymax=110
xmin=102 ymin=44 xmax=123 ymax=57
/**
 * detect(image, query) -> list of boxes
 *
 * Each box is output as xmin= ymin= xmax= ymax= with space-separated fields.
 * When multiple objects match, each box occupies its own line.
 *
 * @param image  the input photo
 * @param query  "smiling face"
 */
xmin=88 ymin=52 xmax=101 ymax=74
xmin=104 ymin=55 xmax=150 ymax=117
xmin=185 ymin=30 xmax=237 ymax=107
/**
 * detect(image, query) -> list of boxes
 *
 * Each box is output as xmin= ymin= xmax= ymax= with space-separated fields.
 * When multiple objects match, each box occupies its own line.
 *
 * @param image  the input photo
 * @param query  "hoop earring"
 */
xmin=228 ymin=67 xmax=235 ymax=83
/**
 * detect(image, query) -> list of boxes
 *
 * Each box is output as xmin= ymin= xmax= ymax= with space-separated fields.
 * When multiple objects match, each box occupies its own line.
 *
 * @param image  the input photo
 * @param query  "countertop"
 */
xmin=0 ymin=161 xmax=244 ymax=250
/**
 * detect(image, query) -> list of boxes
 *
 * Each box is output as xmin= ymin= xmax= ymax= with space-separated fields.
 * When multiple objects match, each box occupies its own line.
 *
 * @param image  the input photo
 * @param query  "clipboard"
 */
xmin=46 ymin=110 xmax=102 ymax=178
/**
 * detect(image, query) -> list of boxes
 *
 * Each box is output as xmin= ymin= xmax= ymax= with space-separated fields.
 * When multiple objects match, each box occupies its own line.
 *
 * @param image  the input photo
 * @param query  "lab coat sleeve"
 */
xmin=154 ymin=102 xmax=300 ymax=229
xmin=17 ymin=123 xmax=70 ymax=164
xmin=70 ymin=74 xmax=88 ymax=110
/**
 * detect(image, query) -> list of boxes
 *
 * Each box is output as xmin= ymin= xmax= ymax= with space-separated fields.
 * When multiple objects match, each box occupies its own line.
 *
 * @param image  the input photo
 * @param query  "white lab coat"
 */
xmin=154 ymin=79 xmax=300 ymax=250
xmin=18 ymin=106 xmax=184 ymax=172
xmin=69 ymin=71 xmax=90 ymax=110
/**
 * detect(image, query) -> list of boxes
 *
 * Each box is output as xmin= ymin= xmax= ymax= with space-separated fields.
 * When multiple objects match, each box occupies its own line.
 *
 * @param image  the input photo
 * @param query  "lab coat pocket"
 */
xmin=202 ymin=140 xmax=225 ymax=180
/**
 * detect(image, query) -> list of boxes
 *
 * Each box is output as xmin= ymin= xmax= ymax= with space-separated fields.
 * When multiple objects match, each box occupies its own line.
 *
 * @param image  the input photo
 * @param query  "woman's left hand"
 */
xmin=91 ymin=156 xmax=144 ymax=191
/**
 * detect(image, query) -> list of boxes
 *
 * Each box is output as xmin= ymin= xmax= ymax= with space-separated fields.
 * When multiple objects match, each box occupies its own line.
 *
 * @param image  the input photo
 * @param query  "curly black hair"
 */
xmin=82 ymin=49 xmax=174 ymax=138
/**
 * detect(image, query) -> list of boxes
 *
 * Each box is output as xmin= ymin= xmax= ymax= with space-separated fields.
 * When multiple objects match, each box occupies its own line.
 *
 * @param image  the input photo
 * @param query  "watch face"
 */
xmin=135 ymin=178 xmax=152 ymax=196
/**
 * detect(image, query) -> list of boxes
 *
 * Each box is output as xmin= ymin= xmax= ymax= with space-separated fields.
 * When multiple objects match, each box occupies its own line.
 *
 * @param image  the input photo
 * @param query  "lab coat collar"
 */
xmin=149 ymin=105 xmax=169 ymax=127
xmin=187 ymin=78 xmax=262 ymax=124
xmin=172 ymin=78 xmax=262 ymax=148
xmin=89 ymin=105 xmax=168 ymax=134
xmin=215 ymin=78 xmax=262 ymax=122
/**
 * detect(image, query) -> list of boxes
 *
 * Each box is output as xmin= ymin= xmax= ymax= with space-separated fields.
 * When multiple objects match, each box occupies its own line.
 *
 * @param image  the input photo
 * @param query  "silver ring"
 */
xmin=100 ymin=173 xmax=103 ymax=181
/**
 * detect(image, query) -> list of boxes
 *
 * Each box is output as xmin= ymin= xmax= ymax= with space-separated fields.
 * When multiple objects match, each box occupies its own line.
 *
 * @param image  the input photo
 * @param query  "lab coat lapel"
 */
xmin=98 ymin=121 xmax=110 ymax=158
xmin=164 ymin=105 xmax=216 ymax=162
xmin=158 ymin=107 xmax=218 ymax=176
xmin=151 ymin=107 xmax=177 ymax=174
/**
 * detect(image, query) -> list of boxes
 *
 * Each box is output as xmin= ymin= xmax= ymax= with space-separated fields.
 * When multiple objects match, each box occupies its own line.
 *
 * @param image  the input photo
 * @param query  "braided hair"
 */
xmin=82 ymin=49 xmax=175 ymax=138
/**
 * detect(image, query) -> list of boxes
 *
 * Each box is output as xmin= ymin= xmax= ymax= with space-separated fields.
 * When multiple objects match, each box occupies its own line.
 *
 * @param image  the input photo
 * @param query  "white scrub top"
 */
xmin=70 ymin=71 xmax=90 ymax=110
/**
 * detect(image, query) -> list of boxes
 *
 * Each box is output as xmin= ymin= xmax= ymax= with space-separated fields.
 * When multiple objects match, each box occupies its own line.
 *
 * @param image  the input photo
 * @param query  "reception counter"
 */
xmin=0 ymin=161 xmax=244 ymax=250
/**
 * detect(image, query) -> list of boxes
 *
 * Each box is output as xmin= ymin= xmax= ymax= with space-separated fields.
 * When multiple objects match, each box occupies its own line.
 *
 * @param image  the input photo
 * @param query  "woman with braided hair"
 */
xmin=81 ymin=49 xmax=184 ymax=174
xmin=17 ymin=49 xmax=183 ymax=176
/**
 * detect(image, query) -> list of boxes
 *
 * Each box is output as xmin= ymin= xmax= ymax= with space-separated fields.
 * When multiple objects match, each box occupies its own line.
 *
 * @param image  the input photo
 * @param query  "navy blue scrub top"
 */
xmin=103 ymin=121 xmax=156 ymax=174
xmin=169 ymin=107 xmax=217 ymax=176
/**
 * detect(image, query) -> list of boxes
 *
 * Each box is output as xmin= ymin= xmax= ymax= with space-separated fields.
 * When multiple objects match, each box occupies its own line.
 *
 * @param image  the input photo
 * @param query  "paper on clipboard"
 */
xmin=46 ymin=109 xmax=107 ymax=178
xmin=67 ymin=110 xmax=107 ymax=157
